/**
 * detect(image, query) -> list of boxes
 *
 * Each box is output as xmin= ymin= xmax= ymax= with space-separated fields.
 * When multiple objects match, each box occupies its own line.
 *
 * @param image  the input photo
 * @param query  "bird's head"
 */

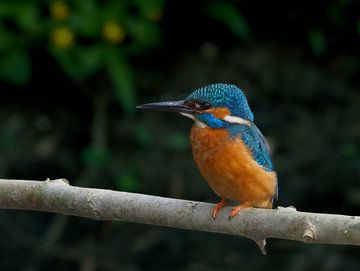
xmin=137 ymin=84 xmax=254 ymax=128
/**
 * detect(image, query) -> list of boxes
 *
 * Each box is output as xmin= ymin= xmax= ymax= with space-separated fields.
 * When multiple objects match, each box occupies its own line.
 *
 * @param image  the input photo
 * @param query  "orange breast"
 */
xmin=190 ymin=125 xmax=277 ymax=208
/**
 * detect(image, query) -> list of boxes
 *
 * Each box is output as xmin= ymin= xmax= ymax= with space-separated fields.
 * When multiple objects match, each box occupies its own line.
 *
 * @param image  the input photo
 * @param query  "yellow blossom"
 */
xmin=103 ymin=21 xmax=126 ymax=44
xmin=51 ymin=26 xmax=75 ymax=49
xmin=50 ymin=1 xmax=70 ymax=21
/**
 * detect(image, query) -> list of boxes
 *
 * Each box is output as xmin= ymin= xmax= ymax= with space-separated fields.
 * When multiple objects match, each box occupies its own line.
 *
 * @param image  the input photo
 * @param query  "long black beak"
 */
xmin=136 ymin=100 xmax=194 ymax=114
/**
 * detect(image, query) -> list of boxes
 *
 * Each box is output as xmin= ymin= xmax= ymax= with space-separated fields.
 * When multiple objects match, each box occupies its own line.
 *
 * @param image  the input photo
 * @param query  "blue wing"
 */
xmin=228 ymin=123 xmax=278 ymax=201
xmin=228 ymin=124 xmax=273 ymax=172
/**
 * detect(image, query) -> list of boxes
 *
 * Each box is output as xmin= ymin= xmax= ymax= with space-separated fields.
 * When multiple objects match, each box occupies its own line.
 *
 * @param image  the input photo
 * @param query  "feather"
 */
xmin=228 ymin=124 xmax=273 ymax=172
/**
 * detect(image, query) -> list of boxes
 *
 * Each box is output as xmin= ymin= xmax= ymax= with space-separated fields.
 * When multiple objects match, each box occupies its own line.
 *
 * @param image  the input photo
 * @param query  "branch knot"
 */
xmin=303 ymin=220 xmax=317 ymax=243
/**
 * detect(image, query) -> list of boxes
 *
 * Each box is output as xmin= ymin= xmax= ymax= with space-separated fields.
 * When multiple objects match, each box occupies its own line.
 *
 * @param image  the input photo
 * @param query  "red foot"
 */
xmin=228 ymin=201 xmax=252 ymax=220
xmin=211 ymin=197 xmax=226 ymax=219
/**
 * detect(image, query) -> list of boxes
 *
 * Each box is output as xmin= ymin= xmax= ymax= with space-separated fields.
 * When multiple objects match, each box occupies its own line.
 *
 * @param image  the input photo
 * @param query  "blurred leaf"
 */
xmin=72 ymin=0 xmax=101 ymax=38
xmin=75 ymin=46 xmax=104 ymax=76
xmin=50 ymin=46 xmax=104 ymax=80
xmin=14 ymin=4 xmax=40 ymax=33
xmin=126 ymin=18 xmax=161 ymax=48
xmin=133 ymin=0 xmax=165 ymax=21
xmin=0 ymin=2 xmax=18 ymax=16
xmin=207 ymin=2 xmax=252 ymax=40
xmin=0 ymin=50 xmax=30 ymax=84
xmin=327 ymin=0 xmax=348 ymax=26
xmin=82 ymin=146 xmax=110 ymax=167
xmin=50 ymin=49 xmax=80 ymax=79
xmin=166 ymin=132 xmax=188 ymax=151
xmin=134 ymin=124 xmax=153 ymax=147
xmin=0 ymin=3 xmax=40 ymax=34
xmin=0 ymin=25 xmax=16 ymax=50
xmin=0 ymin=134 xmax=16 ymax=149
xmin=106 ymin=48 xmax=136 ymax=114
xmin=101 ymin=2 xmax=127 ymax=21
xmin=308 ymin=28 xmax=327 ymax=56
xmin=341 ymin=143 xmax=358 ymax=157
xmin=116 ymin=171 xmax=140 ymax=192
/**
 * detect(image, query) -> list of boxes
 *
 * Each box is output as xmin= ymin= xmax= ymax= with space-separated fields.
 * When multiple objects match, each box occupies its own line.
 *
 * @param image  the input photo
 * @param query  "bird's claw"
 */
xmin=228 ymin=201 xmax=252 ymax=221
xmin=211 ymin=198 xmax=226 ymax=219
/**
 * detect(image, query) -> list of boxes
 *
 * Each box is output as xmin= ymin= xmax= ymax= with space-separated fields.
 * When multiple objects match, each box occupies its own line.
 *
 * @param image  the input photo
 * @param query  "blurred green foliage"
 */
xmin=206 ymin=1 xmax=252 ymax=40
xmin=0 ymin=0 xmax=165 ymax=113
xmin=116 ymin=169 xmax=140 ymax=192
xmin=308 ymin=28 xmax=327 ymax=56
xmin=1 ymin=0 xmax=357 ymax=114
xmin=82 ymin=145 xmax=110 ymax=167
xmin=0 ymin=0 xmax=360 ymax=270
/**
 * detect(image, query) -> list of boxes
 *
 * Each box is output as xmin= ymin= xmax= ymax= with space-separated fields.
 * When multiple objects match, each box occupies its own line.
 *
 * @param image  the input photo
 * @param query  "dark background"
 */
xmin=0 ymin=0 xmax=359 ymax=270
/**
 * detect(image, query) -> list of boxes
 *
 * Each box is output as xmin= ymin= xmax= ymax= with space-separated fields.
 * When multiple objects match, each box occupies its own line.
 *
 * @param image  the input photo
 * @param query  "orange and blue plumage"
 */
xmin=137 ymin=83 xmax=277 ymax=219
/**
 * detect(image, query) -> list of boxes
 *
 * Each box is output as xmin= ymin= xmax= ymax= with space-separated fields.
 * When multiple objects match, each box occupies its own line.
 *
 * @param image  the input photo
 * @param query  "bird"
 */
xmin=137 ymin=83 xmax=277 ymax=220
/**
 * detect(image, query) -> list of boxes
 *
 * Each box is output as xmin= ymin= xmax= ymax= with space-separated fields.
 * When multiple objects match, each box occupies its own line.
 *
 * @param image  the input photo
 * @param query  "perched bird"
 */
xmin=137 ymin=84 xmax=277 ymax=219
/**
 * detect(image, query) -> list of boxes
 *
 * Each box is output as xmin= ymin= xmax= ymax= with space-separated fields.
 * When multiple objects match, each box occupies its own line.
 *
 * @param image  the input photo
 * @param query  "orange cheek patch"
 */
xmin=206 ymin=107 xmax=231 ymax=119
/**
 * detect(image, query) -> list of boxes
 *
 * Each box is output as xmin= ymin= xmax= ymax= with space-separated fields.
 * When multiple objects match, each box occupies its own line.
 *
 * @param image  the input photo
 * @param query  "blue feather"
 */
xmin=228 ymin=124 xmax=273 ymax=172
xmin=194 ymin=112 xmax=229 ymax=128
xmin=187 ymin=84 xmax=254 ymax=121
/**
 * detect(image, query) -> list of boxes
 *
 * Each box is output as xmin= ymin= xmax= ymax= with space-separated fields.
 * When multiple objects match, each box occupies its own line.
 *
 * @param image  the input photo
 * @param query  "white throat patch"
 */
xmin=180 ymin=113 xmax=208 ymax=128
xmin=223 ymin=115 xmax=250 ymax=126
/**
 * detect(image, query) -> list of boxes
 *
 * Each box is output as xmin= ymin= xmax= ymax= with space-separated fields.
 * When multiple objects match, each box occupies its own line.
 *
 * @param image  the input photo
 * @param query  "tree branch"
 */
xmin=1 ymin=178 xmax=360 ymax=253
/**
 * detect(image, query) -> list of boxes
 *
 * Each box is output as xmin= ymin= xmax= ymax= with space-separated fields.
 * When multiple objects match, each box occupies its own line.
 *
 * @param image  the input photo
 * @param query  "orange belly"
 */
xmin=190 ymin=125 xmax=277 ymax=208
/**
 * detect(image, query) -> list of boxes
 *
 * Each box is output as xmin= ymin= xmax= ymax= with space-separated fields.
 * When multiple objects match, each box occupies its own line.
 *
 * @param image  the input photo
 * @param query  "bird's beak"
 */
xmin=136 ymin=100 xmax=194 ymax=114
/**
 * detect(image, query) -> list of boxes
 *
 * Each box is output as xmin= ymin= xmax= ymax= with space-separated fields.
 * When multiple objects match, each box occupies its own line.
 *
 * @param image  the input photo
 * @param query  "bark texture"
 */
xmin=1 ymin=178 xmax=360 ymax=249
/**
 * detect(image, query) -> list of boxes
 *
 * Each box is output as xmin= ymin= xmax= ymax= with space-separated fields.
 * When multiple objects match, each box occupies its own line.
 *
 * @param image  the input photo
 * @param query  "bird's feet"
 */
xmin=228 ymin=201 xmax=252 ymax=220
xmin=211 ymin=197 xmax=226 ymax=219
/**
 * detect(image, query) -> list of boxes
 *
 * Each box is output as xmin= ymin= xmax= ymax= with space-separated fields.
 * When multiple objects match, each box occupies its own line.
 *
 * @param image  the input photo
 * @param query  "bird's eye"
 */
xmin=201 ymin=102 xmax=211 ymax=110
xmin=185 ymin=100 xmax=211 ymax=111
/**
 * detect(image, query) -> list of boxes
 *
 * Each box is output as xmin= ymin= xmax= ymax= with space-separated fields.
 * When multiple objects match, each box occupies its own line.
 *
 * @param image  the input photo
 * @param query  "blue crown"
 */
xmin=186 ymin=84 xmax=254 ymax=122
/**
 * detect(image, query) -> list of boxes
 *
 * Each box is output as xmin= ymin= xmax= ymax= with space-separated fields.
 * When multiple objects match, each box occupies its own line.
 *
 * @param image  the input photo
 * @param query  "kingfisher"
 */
xmin=137 ymin=83 xmax=277 ymax=219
